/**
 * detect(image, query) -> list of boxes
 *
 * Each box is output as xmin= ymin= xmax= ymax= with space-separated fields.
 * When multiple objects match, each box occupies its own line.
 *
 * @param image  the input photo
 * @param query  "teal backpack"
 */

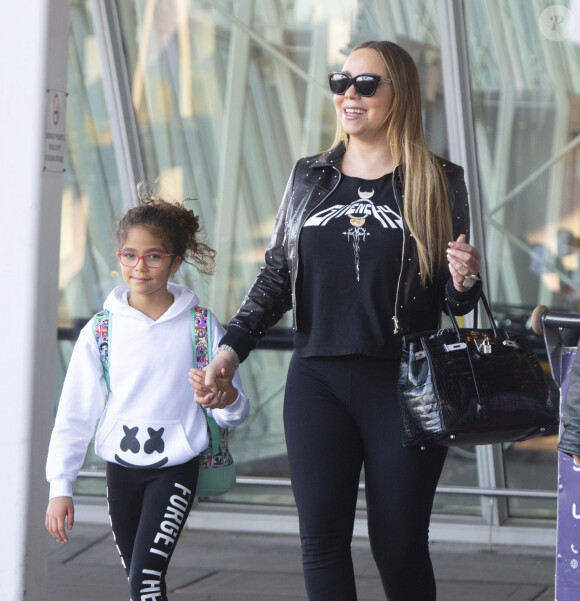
xmin=92 ymin=306 xmax=236 ymax=497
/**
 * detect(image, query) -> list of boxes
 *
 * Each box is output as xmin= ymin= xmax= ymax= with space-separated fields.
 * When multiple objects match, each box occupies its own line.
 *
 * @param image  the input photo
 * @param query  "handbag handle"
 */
xmin=445 ymin=291 xmax=503 ymax=343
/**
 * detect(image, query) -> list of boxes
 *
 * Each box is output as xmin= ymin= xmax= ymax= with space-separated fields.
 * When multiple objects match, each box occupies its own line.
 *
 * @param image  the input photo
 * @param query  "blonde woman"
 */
xmin=192 ymin=40 xmax=482 ymax=601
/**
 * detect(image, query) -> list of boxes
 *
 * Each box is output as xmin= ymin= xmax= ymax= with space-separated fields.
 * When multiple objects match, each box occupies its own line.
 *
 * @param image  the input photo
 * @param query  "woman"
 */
xmin=192 ymin=40 xmax=482 ymax=601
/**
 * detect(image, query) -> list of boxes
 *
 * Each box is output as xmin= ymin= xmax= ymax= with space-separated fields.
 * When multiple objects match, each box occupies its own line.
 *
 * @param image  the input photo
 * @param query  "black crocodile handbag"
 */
xmin=397 ymin=292 xmax=559 ymax=447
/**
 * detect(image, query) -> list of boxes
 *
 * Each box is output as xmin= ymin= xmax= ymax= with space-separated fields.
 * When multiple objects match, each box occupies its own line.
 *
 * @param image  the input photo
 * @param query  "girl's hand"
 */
xmin=46 ymin=496 xmax=74 ymax=543
xmin=189 ymin=353 xmax=238 ymax=410
xmin=574 ymin=455 xmax=580 ymax=467
xmin=446 ymin=234 xmax=481 ymax=292
xmin=190 ymin=367 xmax=229 ymax=408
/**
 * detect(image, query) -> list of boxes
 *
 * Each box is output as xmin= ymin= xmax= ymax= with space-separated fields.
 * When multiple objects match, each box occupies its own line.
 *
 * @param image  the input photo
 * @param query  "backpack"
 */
xmin=92 ymin=306 xmax=236 ymax=497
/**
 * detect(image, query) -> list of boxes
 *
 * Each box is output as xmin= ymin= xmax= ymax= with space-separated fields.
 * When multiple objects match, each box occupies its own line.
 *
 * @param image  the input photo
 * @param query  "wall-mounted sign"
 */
xmin=44 ymin=89 xmax=67 ymax=172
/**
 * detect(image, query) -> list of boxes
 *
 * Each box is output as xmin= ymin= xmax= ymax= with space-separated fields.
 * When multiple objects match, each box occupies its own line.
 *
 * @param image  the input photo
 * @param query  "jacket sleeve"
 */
xmin=558 ymin=346 xmax=580 ymax=457
xmin=45 ymin=321 xmax=107 ymax=499
xmin=209 ymin=312 xmax=251 ymax=428
xmin=443 ymin=164 xmax=482 ymax=317
xmin=219 ymin=161 xmax=299 ymax=361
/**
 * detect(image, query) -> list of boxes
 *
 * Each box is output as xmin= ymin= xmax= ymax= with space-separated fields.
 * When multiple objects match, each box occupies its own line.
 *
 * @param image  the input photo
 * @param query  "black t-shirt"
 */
xmin=294 ymin=171 xmax=404 ymax=359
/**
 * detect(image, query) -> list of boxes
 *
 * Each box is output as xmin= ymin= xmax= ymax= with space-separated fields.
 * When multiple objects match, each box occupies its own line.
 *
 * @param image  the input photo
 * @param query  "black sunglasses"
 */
xmin=328 ymin=72 xmax=392 ymax=97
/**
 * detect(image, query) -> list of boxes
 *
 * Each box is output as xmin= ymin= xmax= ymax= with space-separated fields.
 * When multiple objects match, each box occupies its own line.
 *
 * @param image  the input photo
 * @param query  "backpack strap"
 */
xmin=191 ymin=306 xmax=212 ymax=369
xmin=190 ymin=306 xmax=222 ymax=456
xmin=92 ymin=310 xmax=111 ymax=400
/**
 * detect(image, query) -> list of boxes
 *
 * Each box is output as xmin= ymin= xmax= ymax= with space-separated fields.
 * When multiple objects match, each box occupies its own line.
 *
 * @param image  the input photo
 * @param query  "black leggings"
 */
xmin=283 ymin=354 xmax=447 ymax=601
xmin=106 ymin=457 xmax=198 ymax=601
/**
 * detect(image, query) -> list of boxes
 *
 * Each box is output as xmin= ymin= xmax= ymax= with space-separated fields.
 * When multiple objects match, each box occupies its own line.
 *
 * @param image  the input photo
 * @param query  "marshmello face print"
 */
xmin=304 ymin=185 xmax=403 ymax=281
xmin=114 ymin=425 xmax=169 ymax=469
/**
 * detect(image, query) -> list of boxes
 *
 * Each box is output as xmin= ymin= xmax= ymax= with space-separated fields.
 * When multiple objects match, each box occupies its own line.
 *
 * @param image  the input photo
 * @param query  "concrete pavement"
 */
xmin=46 ymin=522 xmax=556 ymax=600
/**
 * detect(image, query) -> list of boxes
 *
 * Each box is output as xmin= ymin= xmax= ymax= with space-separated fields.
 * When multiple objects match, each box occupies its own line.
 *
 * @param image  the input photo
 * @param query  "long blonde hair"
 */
xmin=331 ymin=40 xmax=453 ymax=284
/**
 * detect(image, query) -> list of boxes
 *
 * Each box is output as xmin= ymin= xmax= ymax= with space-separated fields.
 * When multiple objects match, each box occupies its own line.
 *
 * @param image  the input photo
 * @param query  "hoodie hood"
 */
xmin=103 ymin=282 xmax=199 ymax=323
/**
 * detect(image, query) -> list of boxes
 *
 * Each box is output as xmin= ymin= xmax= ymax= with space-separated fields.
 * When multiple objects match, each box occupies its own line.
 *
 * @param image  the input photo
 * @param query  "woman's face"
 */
xmin=333 ymin=48 xmax=394 ymax=144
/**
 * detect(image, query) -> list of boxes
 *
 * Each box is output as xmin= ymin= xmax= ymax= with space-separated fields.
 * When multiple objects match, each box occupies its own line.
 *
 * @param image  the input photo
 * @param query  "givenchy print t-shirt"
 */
xmin=294 ymin=171 xmax=404 ymax=358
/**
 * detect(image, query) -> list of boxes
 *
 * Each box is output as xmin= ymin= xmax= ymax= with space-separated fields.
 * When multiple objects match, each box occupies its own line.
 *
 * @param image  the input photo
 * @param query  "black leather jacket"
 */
xmin=221 ymin=143 xmax=481 ymax=362
xmin=558 ymin=347 xmax=580 ymax=456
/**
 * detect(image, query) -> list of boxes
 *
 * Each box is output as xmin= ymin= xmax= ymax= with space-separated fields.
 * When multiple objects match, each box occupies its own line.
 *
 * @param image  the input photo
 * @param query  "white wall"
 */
xmin=0 ymin=1 xmax=70 ymax=599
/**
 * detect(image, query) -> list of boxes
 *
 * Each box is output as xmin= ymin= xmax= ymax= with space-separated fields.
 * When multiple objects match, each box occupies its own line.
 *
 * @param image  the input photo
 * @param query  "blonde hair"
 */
xmin=331 ymin=41 xmax=453 ymax=284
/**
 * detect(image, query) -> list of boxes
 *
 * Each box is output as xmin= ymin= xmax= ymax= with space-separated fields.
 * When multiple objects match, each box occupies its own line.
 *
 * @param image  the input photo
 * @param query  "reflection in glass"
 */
xmin=58 ymin=1 xmax=126 ymax=496
xmin=465 ymin=0 xmax=580 ymax=518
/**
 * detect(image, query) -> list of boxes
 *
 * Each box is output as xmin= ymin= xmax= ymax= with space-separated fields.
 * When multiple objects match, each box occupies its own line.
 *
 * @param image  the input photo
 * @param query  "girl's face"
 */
xmin=333 ymin=48 xmax=394 ymax=143
xmin=119 ymin=226 xmax=181 ymax=301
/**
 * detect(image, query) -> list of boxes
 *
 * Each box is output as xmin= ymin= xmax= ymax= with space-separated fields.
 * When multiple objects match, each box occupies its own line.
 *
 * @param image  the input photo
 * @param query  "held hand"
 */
xmin=190 ymin=367 xmax=238 ymax=409
xmin=189 ymin=350 xmax=238 ymax=409
xmin=46 ymin=496 xmax=74 ymax=543
xmin=446 ymin=234 xmax=481 ymax=292
xmin=190 ymin=367 xmax=228 ymax=408
xmin=189 ymin=350 xmax=234 ymax=400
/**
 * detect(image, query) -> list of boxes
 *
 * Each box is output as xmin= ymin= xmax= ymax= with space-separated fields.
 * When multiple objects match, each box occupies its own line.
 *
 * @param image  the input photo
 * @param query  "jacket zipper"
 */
xmin=292 ymin=165 xmax=342 ymax=329
xmin=392 ymin=164 xmax=405 ymax=334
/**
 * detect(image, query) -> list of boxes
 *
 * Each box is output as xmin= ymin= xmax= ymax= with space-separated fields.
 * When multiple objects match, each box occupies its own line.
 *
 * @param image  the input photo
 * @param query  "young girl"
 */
xmin=45 ymin=191 xmax=250 ymax=600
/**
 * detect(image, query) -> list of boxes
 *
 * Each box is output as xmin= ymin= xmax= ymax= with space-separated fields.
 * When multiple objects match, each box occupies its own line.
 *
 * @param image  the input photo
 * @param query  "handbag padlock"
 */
xmin=475 ymin=337 xmax=492 ymax=354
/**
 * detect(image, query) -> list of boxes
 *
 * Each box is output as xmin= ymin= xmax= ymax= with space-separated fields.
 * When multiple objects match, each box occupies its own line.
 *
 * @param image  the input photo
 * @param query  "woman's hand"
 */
xmin=189 ymin=350 xmax=238 ymax=409
xmin=574 ymin=455 xmax=580 ymax=468
xmin=446 ymin=234 xmax=481 ymax=292
xmin=46 ymin=496 xmax=74 ymax=543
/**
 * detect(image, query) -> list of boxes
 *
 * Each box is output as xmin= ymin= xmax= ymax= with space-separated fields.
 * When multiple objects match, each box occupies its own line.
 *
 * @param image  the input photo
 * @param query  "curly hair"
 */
xmin=115 ymin=182 xmax=216 ymax=275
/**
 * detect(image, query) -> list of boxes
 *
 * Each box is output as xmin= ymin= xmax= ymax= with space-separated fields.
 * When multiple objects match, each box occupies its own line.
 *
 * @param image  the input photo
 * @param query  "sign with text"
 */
xmin=44 ymin=89 xmax=67 ymax=172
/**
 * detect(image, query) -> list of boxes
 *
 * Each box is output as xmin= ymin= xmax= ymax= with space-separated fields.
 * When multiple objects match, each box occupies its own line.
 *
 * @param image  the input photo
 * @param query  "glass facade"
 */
xmin=465 ymin=0 xmax=580 ymax=519
xmin=57 ymin=0 xmax=579 ymax=532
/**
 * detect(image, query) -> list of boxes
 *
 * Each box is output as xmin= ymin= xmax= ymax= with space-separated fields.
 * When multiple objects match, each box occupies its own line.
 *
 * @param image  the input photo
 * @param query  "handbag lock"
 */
xmin=475 ymin=338 xmax=492 ymax=354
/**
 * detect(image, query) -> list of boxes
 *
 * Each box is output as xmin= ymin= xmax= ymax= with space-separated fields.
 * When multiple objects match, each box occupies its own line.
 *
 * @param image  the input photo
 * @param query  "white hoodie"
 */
xmin=46 ymin=283 xmax=250 ymax=499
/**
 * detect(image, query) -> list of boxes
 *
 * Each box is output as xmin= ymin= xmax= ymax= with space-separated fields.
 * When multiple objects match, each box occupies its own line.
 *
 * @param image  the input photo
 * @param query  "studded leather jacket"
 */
xmin=221 ymin=142 xmax=481 ymax=362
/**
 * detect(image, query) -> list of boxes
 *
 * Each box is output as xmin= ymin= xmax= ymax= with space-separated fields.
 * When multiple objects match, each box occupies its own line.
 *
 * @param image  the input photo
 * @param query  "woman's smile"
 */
xmin=343 ymin=106 xmax=367 ymax=119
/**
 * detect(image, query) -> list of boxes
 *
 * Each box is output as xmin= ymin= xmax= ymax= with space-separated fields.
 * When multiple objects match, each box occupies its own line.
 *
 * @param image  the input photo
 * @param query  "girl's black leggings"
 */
xmin=283 ymin=353 xmax=448 ymax=601
xmin=106 ymin=457 xmax=199 ymax=601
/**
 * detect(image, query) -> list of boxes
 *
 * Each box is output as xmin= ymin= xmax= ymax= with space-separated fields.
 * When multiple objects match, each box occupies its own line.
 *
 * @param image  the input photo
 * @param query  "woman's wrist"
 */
xmin=458 ymin=274 xmax=480 ymax=290
xmin=217 ymin=344 xmax=240 ymax=370
xmin=448 ymin=274 xmax=481 ymax=297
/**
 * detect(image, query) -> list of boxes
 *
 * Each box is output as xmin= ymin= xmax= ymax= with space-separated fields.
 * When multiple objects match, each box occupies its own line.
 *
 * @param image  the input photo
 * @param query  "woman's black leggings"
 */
xmin=106 ymin=457 xmax=198 ymax=601
xmin=284 ymin=354 xmax=447 ymax=601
